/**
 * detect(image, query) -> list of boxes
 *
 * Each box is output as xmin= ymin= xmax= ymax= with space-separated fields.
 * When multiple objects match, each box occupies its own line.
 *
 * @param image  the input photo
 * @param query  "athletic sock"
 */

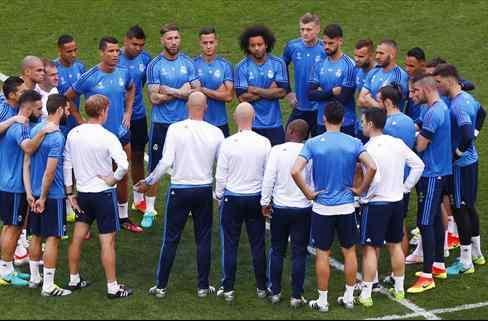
xmin=69 ymin=273 xmax=80 ymax=286
xmin=146 ymin=196 xmax=156 ymax=213
xmin=118 ymin=203 xmax=129 ymax=220
xmin=421 ymin=273 xmax=433 ymax=279
xmin=448 ymin=216 xmax=458 ymax=235
xmin=460 ymin=245 xmax=473 ymax=268
xmin=393 ymin=276 xmax=405 ymax=293
xmin=317 ymin=290 xmax=328 ymax=307
xmin=42 ymin=267 xmax=56 ymax=292
xmin=374 ymin=271 xmax=379 ymax=284
xmin=472 ymin=236 xmax=482 ymax=258
xmin=108 ymin=281 xmax=120 ymax=295
xmin=444 ymin=231 xmax=449 ymax=251
xmin=66 ymin=199 xmax=73 ymax=214
xmin=29 ymin=261 xmax=41 ymax=283
xmin=344 ymin=285 xmax=355 ymax=303
xmin=360 ymin=282 xmax=373 ymax=299
xmin=133 ymin=191 xmax=144 ymax=204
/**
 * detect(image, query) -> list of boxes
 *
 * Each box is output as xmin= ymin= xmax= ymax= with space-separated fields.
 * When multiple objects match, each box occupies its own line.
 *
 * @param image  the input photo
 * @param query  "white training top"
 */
xmin=34 ymin=84 xmax=59 ymax=120
xmin=215 ymin=130 xmax=271 ymax=198
xmin=63 ymin=123 xmax=129 ymax=193
xmin=260 ymin=142 xmax=312 ymax=209
xmin=362 ymin=134 xmax=425 ymax=203
xmin=145 ymin=119 xmax=224 ymax=187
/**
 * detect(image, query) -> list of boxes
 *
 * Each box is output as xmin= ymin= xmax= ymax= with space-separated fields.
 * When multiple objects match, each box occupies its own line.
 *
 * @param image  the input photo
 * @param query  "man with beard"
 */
xmin=283 ymin=13 xmax=325 ymax=137
xmin=65 ymin=37 xmax=140 ymax=233
xmin=0 ymin=77 xmax=28 ymax=134
xmin=144 ymin=23 xmax=200 ymax=229
xmin=35 ymin=60 xmax=60 ymax=120
xmin=354 ymin=39 xmax=376 ymax=91
xmin=20 ymin=56 xmax=45 ymax=90
xmin=235 ymin=25 xmax=289 ymax=146
xmin=24 ymin=94 xmax=72 ymax=296
xmin=404 ymin=47 xmax=426 ymax=121
xmin=308 ymin=24 xmax=357 ymax=137
xmin=118 ymin=25 xmax=152 ymax=216
xmin=358 ymin=40 xmax=409 ymax=110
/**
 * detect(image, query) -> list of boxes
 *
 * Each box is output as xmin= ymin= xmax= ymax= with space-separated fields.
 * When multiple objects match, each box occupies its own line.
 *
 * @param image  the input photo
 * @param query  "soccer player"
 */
xmin=194 ymin=27 xmax=234 ymax=137
xmin=283 ymin=13 xmax=325 ymax=137
xmin=54 ymin=34 xmax=86 ymax=133
xmin=235 ymin=25 xmax=289 ymax=146
xmin=0 ymin=90 xmax=56 ymax=286
xmin=425 ymin=57 xmax=476 ymax=92
xmin=407 ymin=75 xmax=452 ymax=294
xmin=118 ymin=25 xmax=152 ymax=214
xmin=144 ymin=23 xmax=200 ymax=228
xmin=64 ymin=95 xmax=132 ymax=299
xmin=261 ymin=119 xmax=312 ymax=308
xmin=35 ymin=59 xmax=59 ymax=120
xmin=135 ymin=92 xmax=224 ymax=298
xmin=215 ymin=102 xmax=271 ymax=302
xmin=24 ymin=94 xmax=71 ymax=296
xmin=433 ymin=64 xmax=486 ymax=275
xmin=308 ymin=24 xmax=357 ymax=136
xmin=358 ymin=40 xmax=409 ymax=109
xmin=358 ymin=108 xmax=424 ymax=307
xmin=0 ymin=77 xmax=28 ymax=134
xmin=20 ymin=56 xmax=45 ymax=90
xmin=291 ymin=101 xmax=377 ymax=312
xmin=65 ymin=36 xmax=141 ymax=233
xmin=354 ymin=39 xmax=376 ymax=91
xmin=404 ymin=47 xmax=426 ymax=121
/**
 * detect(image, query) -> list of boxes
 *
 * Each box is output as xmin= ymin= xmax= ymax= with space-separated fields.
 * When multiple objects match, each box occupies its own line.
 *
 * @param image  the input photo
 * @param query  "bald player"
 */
xmin=20 ymin=56 xmax=45 ymax=90
xmin=136 ymin=92 xmax=224 ymax=298
xmin=215 ymin=102 xmax=271 ymax=302
xmin=358 ymin=40 xmax=409 ymax=110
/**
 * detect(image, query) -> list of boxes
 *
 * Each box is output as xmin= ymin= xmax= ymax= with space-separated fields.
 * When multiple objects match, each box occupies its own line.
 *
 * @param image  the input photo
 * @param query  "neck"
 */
xmin=99 ymin=62 xmax=115 ymax=73
xmin=325 ymin=123 xmax=342 ymax=132
xmin=287 ymin=137 xmax=302 ymax=144
xmin=21 ymin=76 xmax=35 ymax=90
xmin=386 ymin=106 xmax=400 ymax=116
xmin=251 ymin=53 xmax=267 ymax=65
xmin=39 ymin=83 xmax=54 ymax=92
xmin=163 ymin=50 xmax=178 ymax=60
xmin=46 ymin=115 xmax=60 ymax=126
xmin=330 ymin=50 xmax=343 ymax=62
xmin=427 ymin=91 xmax=440 ymax=106
xmin=363 ymin=61 xmax=376 ymax=72
xmin=189 ymin=113 xmax=204 ymax=121
xmin=203 ymin=53 xmax=217 ymax=63
xmin=59 ymin=57 xmax=73 ymax=67
xmin=383 ymin=62 xmax=396 ymax=72
xmin=303 ymin=37 xmax=318 ymax=47
xmin=449 ymin=84 xmax=462 ymax=99
xmin=238 ymin=123 xmax=253 ymax=131
xmin=369 ymin=129 xmax=383 ymax=138
xmin=6 ymin=98 xmax=17 ymax=108
xmin=87 ymin=118 xmax=103 ymax=125
xmin=122 ymin=48 xmax=136 ymax=60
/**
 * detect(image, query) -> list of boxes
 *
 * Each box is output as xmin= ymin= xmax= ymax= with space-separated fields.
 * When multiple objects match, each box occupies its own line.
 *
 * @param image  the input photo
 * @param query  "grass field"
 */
xmin=1 ymin=0 xmax=488 ymax=319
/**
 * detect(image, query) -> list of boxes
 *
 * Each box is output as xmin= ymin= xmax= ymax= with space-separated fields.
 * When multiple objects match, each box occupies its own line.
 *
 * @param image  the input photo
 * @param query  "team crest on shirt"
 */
xmin=315 ymin=55 xmax=322 ymax=63
xmin=139 ymin=64 xmax=145 ymax=72
xmin=161 ymin=68 xmax=169 ymax=76
xmin=296 ymin=52 xmax=302 ymax=60
xmin=249 ymin=72 xmax=255 ymax=80
xmin=118 ymin=78 xmax=125 ymax=87
xmin=335 ymin=69 xmax=342 ymax=78
xmin=267 ymin=69 xmax=274 ymax=79
xmin=96 ymin=82 xmax=105 ymax=89
xmin=180 ymin=66 xmax=188 ymax=75
xmin=197 ymin=68 xmax=204 ymax=77
xmin=214 ymin=69 xmax=221 ymax=78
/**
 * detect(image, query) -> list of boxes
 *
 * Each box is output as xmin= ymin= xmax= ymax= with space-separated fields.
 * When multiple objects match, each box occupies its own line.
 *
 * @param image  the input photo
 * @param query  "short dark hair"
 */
xmin=18 ymin=90 xmax=42 ymax=107
xmin=57 ymin=34 xmax=74 ymax=48
xmin=239 ymin=25 xmax=276 ymax=54
xmin=323 ymin=24 xmax=343 ymax=38
xmin=426 ymin=57 xmax=447 ymax=69
xmin=160 ymin=23 xmax=179 ymax=36
xmin=407 ymin=47 xmax=426 ymax=62
xmin=411 ymin=72 xmax=428 ymax=84
xmin=99 ymin=36 xmax=118 ymax=51
xmin=324 ymin=101 xmax=344 ymax=125
xmin=126 ymin=25 xmax=146 ymax=39
xmin=2 ymin=77 xmax=24 ymax=100
xmin=46 ymin=94 xmax=68 ymax=115
xmin=199 ymin=27 xmax=216 ymax=37
xmin=380 ymin=39 xmax=398 ymax=50
xmin=432 ymin=63 xmax=460 ymax=81
xmin=379 ymin=85 xmax=402 ymax=107
xmin=355 ymin=39 xmax=374 ymax=52
xmin=364 ymin=108 xmax=387 ymax=130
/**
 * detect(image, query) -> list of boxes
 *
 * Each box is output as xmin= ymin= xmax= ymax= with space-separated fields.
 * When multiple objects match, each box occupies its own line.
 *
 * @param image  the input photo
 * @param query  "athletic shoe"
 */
xmin=410 ymin=227 xmax=421 ymax=237
xmin=448 ymin=233 xmax=460 ymax=250
xmin=15 ymin=271 xmax=30 ymax=281
xmin=356 ymin=296 xmax=373 ymax=308
xmin=447 ymin=261 xmax=475 ymax=277
xmin=14 ymin=244 xmax=29 ymax=267
xmin=269 ymin=293 xmax=281 ymax=304
xmin=107 ymin=284 xmax=133 ymax=299
xmin=141 ymin=210 xmax=157 ymax=229
xmin=148 ymin=286 xmax=167 ymax=298
xmin=337 ymin=296 xmax=354 ymax=310
xmin=308 ymin=300 xmax=329 ymax=313
xmin=409 ymin=236 xmax=420 ymax=246
xmin=389 ymin=288 xmax=405 ymax=300
xmin=415 ymin=267 xmax=447 ymax=280
xmin=407 ymin=277 xmax=435 ymax=294
xmin=406 ymin=253 xmax=423 ymax=265
xmin=216 ymin=287 xmax=235 ymax=302
xmin=29 ymin=278 xmax=43 ymax=289
xmin=66 ymin=209 xmax=76 ymax=223
xmin=445 ymin=249 xmax=450 ymax=258
xmin=41 ymin=285 xmax=72 ymax=297
xmin=383 ymin=275 xmax=394 ymax=287
xmin=1 ymin=272 xmax=30 ymax=287
xmin=121 ymin=219 xmax=143 ymax=234
xmin=373 ymin=282 xmax=381 ymax=293
xmin=354 ymin=281 xmax=381 ymax=293
xmin=290 ymin=296 xmax=307 ymax=309
xmin=257 ymin=288 xmax=270 ymax=299
xmin=131 ymin=200 xmax=147 ymax=213
xmin=62 ymin=235 xmax=69 ymax=241
xmin=0 ymin=278 xmax=8 ymax=286
xmin=197 ymin=286 xmax=216 ymax=298
xmin=67 ymin=278 xmax=90 ymax=291
xmin=473 ymin=255 xmax=486 ymax=266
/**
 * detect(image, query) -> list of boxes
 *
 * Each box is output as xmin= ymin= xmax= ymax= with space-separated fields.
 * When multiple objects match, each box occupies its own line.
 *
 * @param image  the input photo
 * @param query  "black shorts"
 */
xmin=0 ymin=191 xmax=27 ymax=227
xmin=360 ymin=201 xmax=404 ymax=247
xmin=131 ymin=117 xmax=149 ymax=153
xmin=148 ymin=122 xmax=171 ymax=172
xmin=29 ymin=198 xmax=67 ymax=238
xmin=77 ymin=190 xmax=120 ymax=234
xmin=453 ymin=162 xmax=478 ymax=209
xmin=253 ymin=126 xmax=285 ymax=146
xmin=310 ymin=212 xmax=358 ymax=251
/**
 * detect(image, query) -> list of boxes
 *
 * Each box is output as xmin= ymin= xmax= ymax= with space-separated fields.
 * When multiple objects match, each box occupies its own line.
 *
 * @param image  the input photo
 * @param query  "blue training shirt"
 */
xmin=30 ymin=122 xmax=66 ymax=199
xmin=146 ymin=53 xmax=198 ymax=124
xmin=300 ymin=131 xmax=365 ymax=206
xmin=235 ymin=55 xmax=289 ymax=128
xmin=0 ymin=123 xmax=30 ymax=193
xmin=194 ymin=55 xmax=233 ymax=127
xmin=363 ymin=66 xmax=409 ymax=108
xmin=0 ymin=99 xmax=17 ymax=122
xmin=118 ymin=50 xmax=152 ymax=121
xmin=283 ymin=38 xmax=326 ymax=112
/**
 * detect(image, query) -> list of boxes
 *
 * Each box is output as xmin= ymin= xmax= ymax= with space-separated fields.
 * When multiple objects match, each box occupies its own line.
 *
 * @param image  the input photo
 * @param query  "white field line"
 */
xmin=366 ymin=301 xmax=488 ymax=320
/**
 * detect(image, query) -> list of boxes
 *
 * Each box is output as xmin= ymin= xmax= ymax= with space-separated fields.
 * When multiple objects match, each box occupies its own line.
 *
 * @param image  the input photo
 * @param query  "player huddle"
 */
xmin=0 ymin=12 xmax=485 ymax=312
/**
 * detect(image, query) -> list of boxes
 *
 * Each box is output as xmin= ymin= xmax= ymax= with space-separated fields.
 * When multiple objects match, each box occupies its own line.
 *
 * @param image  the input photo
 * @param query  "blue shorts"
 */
xmin=416 ymin=176 xmax=446 ymax=227
xmin=218 ymin=124 xmax=230 ymax=138
xmin=310 ymin=212 xmax=358 ymax=251
xmin=360 ymin=201 xmax=404 ymax=247
xmin=148 ymin=122 xmax=171 ymax=172
xmin=77 ymin=190 xmax=120 ymax=234
xmin=0 ymin=191 xmax=27 ymax=227
xmin=453 ymin=162 xmax=478 ymax=209
xmin=287 ymin=109 xmax=317 ymax=137
xmin=130 ymin=117 xmax=148 ymax=153
xmin=29 ymin=198 xmax=67 ymax=238
xmin=253 ymin=126 xmax=285 ymax=146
